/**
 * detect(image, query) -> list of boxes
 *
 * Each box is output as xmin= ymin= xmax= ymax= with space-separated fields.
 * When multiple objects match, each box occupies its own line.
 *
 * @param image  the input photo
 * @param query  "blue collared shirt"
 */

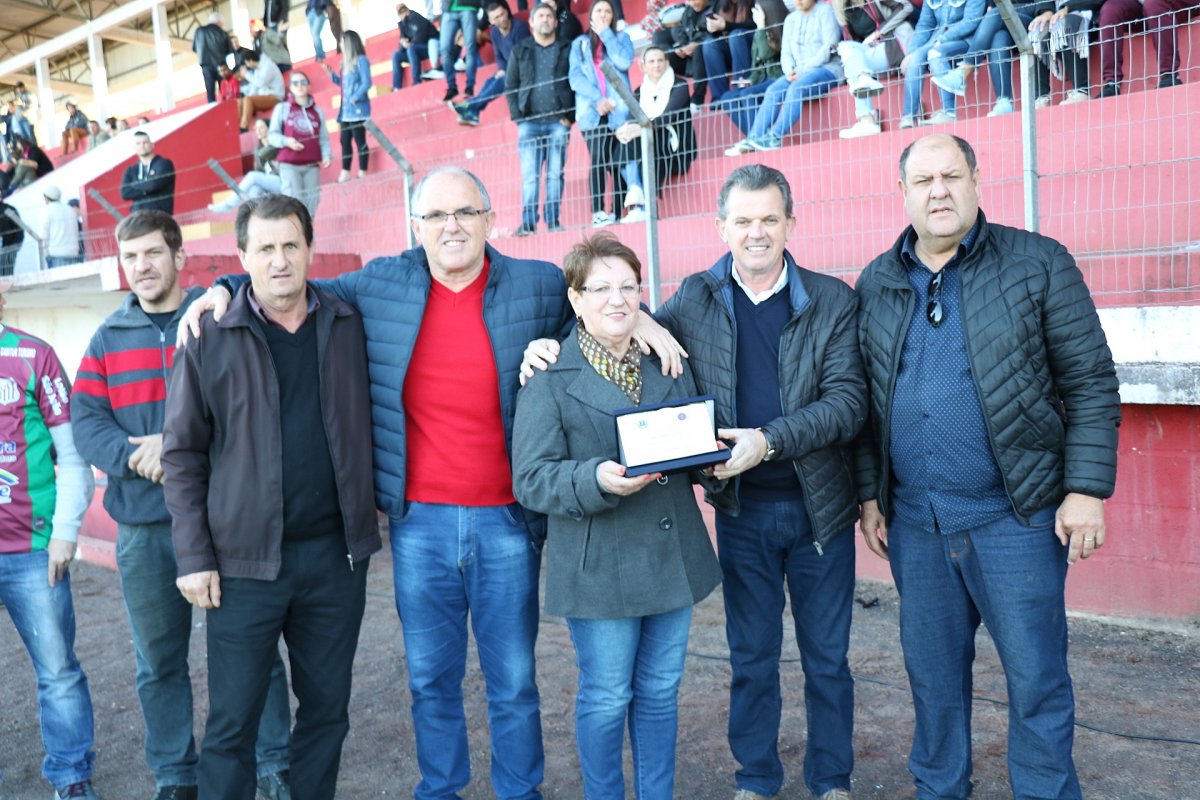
xmin=889 ymin=220 xmax=1012 ymax=533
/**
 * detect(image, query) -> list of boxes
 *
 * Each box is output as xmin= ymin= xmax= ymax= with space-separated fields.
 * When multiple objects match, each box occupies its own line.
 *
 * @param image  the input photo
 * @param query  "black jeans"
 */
xmin=582 ymin=123 xmax=624 ymax=216
xmin=339 ymin=120 xmax=369 ymax=172
xmin=201 ymin=64 xmax=222 ymax=103
xmin=199 ymin=534 xmax=369 ymax=800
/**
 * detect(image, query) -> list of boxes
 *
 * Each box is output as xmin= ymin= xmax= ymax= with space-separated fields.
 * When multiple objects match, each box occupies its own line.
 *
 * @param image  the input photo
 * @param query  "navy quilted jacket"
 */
xmin=854 ymin=214 xmax=1121 ymax=522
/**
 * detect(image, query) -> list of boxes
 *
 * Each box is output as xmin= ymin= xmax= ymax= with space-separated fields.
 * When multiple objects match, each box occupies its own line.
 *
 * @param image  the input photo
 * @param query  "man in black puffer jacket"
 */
xmin=856 ymin=134 xmax=1120 ymax=800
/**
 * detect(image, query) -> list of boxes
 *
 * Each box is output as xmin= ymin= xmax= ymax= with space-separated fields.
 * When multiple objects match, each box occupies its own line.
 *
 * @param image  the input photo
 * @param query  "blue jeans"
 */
xmin=701 ymin=29 xmax=754 ymax=101
xmin=715 ymin=498 xmax=855 ymax=798
xmin=717 ymin=80 xmax=773 ymax=135
xmin=461 ymin=73 xmax=506 ymax=116
xmin=904 ymin=41 xmax=968 ymax=116
xmin=390 ymin=502 xmax=543 ymax=800
xmin=889 ymin=508 xmax=1080 ymax=800
xmin=962 ymin=7 xmax=1035 ymax=100
xmin=838 ymin=39 xmax=892 ymax=118
xmin=749 ymin=68 xmax=839 ymax=141
xmin=46 ymin=255 xmax=82 ymax=268
xmin=116 ymin=522 xmax=291 ymax=787
xmin=567 ymin=607 xmax=692 ymax=800
xmin=0 ymin=550 xmax=95 ymax=790
xmin=393 ymin=40 xmax=440 ymax=88
xmin=306 ymin=9 xmax=327 ymax=61
xmin=439 ymin=9 xmax=479 ymax=92
xmin=516 ymin=120 xmax=569 ymax=230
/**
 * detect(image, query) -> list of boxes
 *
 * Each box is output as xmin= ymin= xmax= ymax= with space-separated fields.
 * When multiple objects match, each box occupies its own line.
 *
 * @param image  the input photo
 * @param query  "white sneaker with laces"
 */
xmin=839 ymin=118 xmax=882 ymax=139
xmin=592 ymin=210 xmax=615 ymax=227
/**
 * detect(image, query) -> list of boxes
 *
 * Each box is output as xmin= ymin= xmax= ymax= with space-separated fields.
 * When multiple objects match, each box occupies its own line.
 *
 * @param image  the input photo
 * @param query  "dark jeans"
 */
xmin=962 ymin=7 xmax=1036 ymax=100
xmin=199 ymin=534 xmax=369 ymax=800
xmin=582 ymin=124 xmax=624 ymax=216
xmin=202 ymin=63 xmax=221 ymax=103
xmin=1035 ymin=48 xmax=1090 ymax=96
xmin=715 ymin=496 xmax=855 ymax=798
xmin=339 ymin=120 xmax=369 ymax=172
xmin=701 ymin=30 xmax=753 ymax=102
xmin=717 ymin=80 xmax=773 ymax=135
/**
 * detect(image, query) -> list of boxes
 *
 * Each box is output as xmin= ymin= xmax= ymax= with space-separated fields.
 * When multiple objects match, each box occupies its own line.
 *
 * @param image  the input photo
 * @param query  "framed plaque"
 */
xmin=614 ymin=394 xmax=730 ymax=477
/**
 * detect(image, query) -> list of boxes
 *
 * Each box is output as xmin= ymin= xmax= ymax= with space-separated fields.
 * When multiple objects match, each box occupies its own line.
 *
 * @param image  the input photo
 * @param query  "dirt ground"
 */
xmin=2 ymin=534 xmax=1198 ymax=800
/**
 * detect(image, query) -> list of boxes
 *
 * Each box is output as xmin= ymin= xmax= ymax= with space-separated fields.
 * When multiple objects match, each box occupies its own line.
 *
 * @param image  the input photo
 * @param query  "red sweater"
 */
xmin=402 ymin=261 xmax=516 ymax=506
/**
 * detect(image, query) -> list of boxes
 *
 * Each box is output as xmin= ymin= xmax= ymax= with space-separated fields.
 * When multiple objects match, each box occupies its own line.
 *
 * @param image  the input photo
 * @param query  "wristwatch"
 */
xmin=758 ymin=428 xmax=778 ymax=462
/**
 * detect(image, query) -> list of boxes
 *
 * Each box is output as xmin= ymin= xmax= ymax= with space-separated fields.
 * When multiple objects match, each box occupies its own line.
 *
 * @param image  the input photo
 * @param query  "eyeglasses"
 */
xmin=412 ymin=207 xmax=491 ymax=225
xmin=577 ymin=283 xmax=641 ymax=299
xmin=926 ymin=270 xmax=944 ymax=327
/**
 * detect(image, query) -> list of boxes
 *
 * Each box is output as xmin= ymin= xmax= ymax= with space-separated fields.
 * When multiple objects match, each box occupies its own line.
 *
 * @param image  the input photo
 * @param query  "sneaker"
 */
xmin=899 ymin=114 xmax=917 ymax=129
xmin=463 ymin=88 xmax=474 ymax=99
xmin=454 ymin=58 xmax=467 ymax=71
xmin=547 ymin=223 xmax=564 ymax=232
xmin=54 ymin=783 xmax=100 ymax=799
xmin=624 ymin=183 xmax=645 ymax=209
xmin=839 ymin=117 xmax=882 ymax=139
xmin=724 ymin=139 xmax=753 ymax=157
xmin=987 ymin=97 xmax=1015 ymax=116
xmin=620 ymin=205 xmax=647 ymax=223
xmin=592 ymin=210 xmax=615 ymax=227
xmin=733 ymin=791 xmax=773 ymax=800
xmin=849 ymin=73 xmax=885 ymax=99
xmin=153 ymin=787 xmax=198 ymax=800
xmin=921 ymin=109 xmax=957 ymax=125
xmin=456 ymin=110 xmax=479 ymax=126
xmin=421 ymin=68 xmax=444 ymax=79
xmin=1034 ymin=94 xmax=1052 ymax=109
xmin=748 ymin=134 xmax=782 ymax=151
xmin=1100 ymin=81 xmax=1120 ymax=98
xmin=1158 ymin=71 xmax=1182 ymax=88
xmin=514 ymin=224 xmax=535 ymax=236
xmin=256 ymin=770 xmax=292 ymax=800
xmin=689 ymin=102 xmax=701 ymax=115
xmin=932 ymin=67 xmax=967 ymax=97
xmin=1061 ymin=89 xmax=1090 ymax=105
xmin=442 ymin=87 xmax=458 ymax=103
xmin=818 ymin=790 xmax=853 ymax=800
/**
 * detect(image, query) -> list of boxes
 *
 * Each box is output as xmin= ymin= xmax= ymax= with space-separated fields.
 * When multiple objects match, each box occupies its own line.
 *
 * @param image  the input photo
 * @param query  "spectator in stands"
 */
xmin=716 ymin=0 xmax=788 ymax=134
xmin=392 ymin=3 xmax=442 ymax=88
xmin=8 ymin=100 xmax=35 ymax=146
xmin=14 ymin=82 xmax=33 ymax=117
xmin=570 ymin=0 xmax=641 ymax=226
xmin=307 ymin=0 xmax=334 ymax=60
xmin=61 ymin=101 xmax=89 ymax=156
xmin=120 ymin=131 xmax=176 ymax=214
xmin=506 ymin=2 xmax=574 ymax=235
xmin=833 ymin=0 xmax=915 ymax=139
xmin=702 ymin=0 xmax=757 ymax=103
xmin=930 ymin=0 xmax=1037 ymax=117
xmin=0 ymin=200 xmax=22 ymax=275
xmin=194 ymin=12 xmax=236 ymax=104
xmin=545 ymin=0 xmax=584 ymax=41
xmin=264 ymin=0 xmax=289 ymax=30
xmin=268 ymin=71 xmax=332 ymax=217
xmin=105 ymin=116 xmax=120 ymax=137
xmin=323 ymin=30 xmax=372 ymax=183
xmin=6 ymin=135 xmax=54 ymax=194
xmin=655 ymin=0 xmax=713 ymax=107
xmin=42 ymin=186 xmax=80 ymax=267
xmin=117 ymin=118 xmax=131 ymax=131
xmin=613 ymin=45 xmax=697 ymax=195
xmin=1028 ymin=0 xmax=1105 ymax=107
xmin=218 ymin=64 xmax=241 ymax=101
xmin=440 ymin=0 xmax=485 ymax=102
xmin=87 ymin=119 xmax=109 ymax=149
xmin=454 ymin=1 xmax=531 ymax=125
xmin=255 ymin=18 xmax=294 ymax=77
xmin=898 ymin=0 xmax=986 ymax=127
xmin=137 ymin=116 xmax=152 ymax=126
xmin=1099 ymin=0 xmax=1192 ymax=95
xmin=239 ymin=50 xmax=286 ymax=133
xmin=725 ymin=0 xmax=843 ymax=155
xmin=210 ymin=119 xmax=282 ymax=213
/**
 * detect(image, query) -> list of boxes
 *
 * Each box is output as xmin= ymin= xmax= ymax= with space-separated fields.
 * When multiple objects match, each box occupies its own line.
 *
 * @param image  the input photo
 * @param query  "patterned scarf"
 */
xmin=577 ymin=326 xmax=642 ymax=405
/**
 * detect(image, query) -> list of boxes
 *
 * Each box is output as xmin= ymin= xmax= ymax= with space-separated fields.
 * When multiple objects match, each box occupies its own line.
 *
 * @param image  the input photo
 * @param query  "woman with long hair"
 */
xmin=716 ymin=0 xmax=789 ymax=135
xmin=323 ymin=29 xmax=371 ymax=182
xmin=569 ymin=0 xmax=644 ymax=226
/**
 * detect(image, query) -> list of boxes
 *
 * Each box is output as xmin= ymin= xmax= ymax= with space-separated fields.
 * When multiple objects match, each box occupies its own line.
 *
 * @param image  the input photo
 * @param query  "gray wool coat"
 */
xmin=512 ymin=334 xmax=722 ymax=620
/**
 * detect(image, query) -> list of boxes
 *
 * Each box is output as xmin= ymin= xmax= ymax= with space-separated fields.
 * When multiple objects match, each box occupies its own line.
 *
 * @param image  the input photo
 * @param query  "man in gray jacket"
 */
xmin=855 ymin=134 xmax=1120 ymax=799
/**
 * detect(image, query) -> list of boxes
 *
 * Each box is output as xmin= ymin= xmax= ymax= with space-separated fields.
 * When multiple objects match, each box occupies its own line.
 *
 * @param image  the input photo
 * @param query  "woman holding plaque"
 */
xmin=512 ymin=233 xmax=721 ymax=800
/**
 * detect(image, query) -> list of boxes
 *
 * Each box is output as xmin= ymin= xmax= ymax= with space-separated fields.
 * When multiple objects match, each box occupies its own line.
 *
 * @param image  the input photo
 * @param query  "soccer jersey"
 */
xmin=0 ymin=324 xmax=72 ymax=553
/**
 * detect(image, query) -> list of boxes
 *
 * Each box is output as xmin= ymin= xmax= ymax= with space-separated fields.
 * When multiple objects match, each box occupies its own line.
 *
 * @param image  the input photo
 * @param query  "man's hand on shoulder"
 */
xmin=1056 ymin=492 xmax=1105 ymax=564
xmin=633 ymin=311 xmax=687 ymax=378
xmin=519 ymin=338 xmax=561 ymax=386
xmin=177 ymin=570 xmax=222 ymax=609
xmin=178 ymin=285 xmax=233 ymax=347
xmin=47 ymin=538 xmax=76 ymax=587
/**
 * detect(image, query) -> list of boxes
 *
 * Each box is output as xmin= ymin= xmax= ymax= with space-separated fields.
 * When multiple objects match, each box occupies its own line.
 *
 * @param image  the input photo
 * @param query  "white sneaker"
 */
xmin=453 ymin=58 xmax=466 ymax=71
xmin=724 ymin=140 xmax=753 ymax=157
xmin=1035 ymin=94 xmax=1052 ymax=109
xmin=1061 ymin=89 xmax=1090 ymax=105
xmin=849 ymin=74 xmax=884 ymax=99
xmin=624 ymin=184 xmax=645 ymax=209
xmin=839 ymin=118 xmax=882 ymax=139
xmin=921 ymin=110 xmax=958 ymax=125
xmin=421 ymin=68 xmax=444 ymax=79
xmin=621 ymin=205 xmax=646 ymax=223
xmin=592 ymin=210 xmax=615 ymax=227
xmin=899 ymin=115 xmax=917 ymax=129
xmin=987 ymin=97 xmax=1015 ymax=116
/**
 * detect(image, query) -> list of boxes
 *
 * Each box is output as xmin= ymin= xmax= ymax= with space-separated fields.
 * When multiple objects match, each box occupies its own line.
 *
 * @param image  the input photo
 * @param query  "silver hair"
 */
xmin=410 ymin=167 xmax=493 ymax=215
xmin=717 ymin=164 xmax=794 ymax=220
xmin=208 ymin=11 xmax=224 ymax=25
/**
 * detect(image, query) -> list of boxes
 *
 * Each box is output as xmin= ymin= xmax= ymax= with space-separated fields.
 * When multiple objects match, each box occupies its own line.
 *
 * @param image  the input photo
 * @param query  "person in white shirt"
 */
xmin=41 ymin=186 xmax=81 ymax=268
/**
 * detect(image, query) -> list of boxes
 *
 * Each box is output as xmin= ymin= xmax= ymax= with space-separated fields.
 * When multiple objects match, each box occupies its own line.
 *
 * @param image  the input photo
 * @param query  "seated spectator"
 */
xmin=1099 ymin=0 xmax=1191 ymax=95
xmin=0 ymin=199 xmax=23 ymax=275
xmin=725 ymin=0 xmax=843 ymax=154
xmin=1027 ymin=0 xmax=1104 ymax=107
xmin=87 ymin=119 xmax=110 ymax=148
xmin=5 ymin=136 xmax=54 ymax=194
xmin=117 ymin=118 xmax=131 ymax=131
xmin=898 ymin=0 xmax=985 ymax=128
xmin=653 ymin=0 xmax=712 ymax=107
xmin=218 ymin=63 xmax=241 ymax=101
xmin=267 ymin=71 xmax=331 ymax=217
xmin=105 ymin=116 xmax=120 ymax=138
xmin=322 ymin=30 xmax=372 ymax=182
xmin=61 ymin=101 xmax=89 ymax=155
xmin=454 ymin=1 xmax=531 ymax=125
xmin=547 ymin=0 xmax=584 ymax=43
xmin=255 ymin=18 xmax=294 ymax=75
xmin=570 ymin=0 xmax=645 ymax=225
xmin=717 ymin=0 xmax=788 ymax=134
xmin=613 ymin=45 xmax=697 ymax=193
xmin=237 ymin=49 xmax=285 ymax=132
xmin=393 ymin=3 xmax=442 ymax=89
xmin=833 ymin=0 xmax=914 ymax=139
xmin=931 ymin=0 xmax=1037 ymax=117
xmin=702 ymin=0 xmax=757 ymax=103
xmin=209 ymin=118 xmax=282 ymax=212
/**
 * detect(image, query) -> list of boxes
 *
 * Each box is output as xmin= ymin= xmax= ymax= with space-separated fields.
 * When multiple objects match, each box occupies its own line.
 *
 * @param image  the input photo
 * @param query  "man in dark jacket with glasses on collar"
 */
xmin=855 ymin=133 xmax=1120 ymax=800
